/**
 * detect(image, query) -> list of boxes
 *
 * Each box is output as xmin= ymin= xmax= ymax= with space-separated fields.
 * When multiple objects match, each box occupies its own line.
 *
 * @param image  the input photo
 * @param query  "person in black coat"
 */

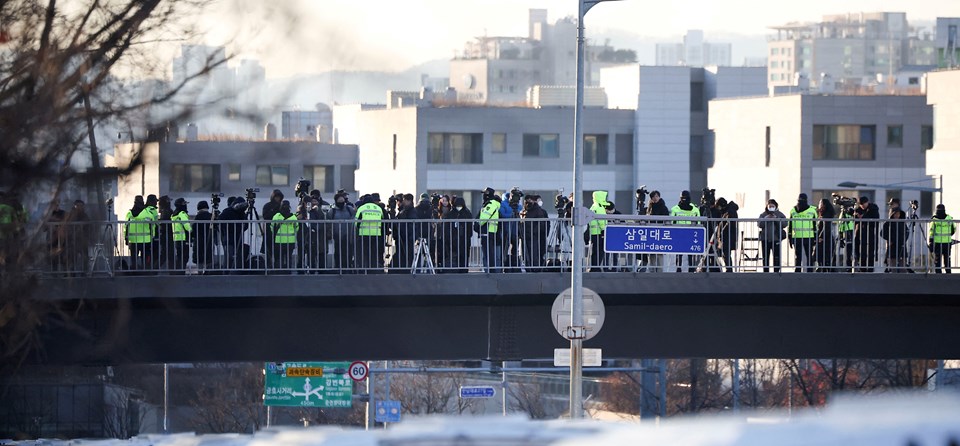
xmin=716 ymin=198 xmax=739 ymax=272
xmin=192 ymin=201 xmax=213 ymax=269
xmin=521 ymin=195 xmax=550 ymax=272
xmin=218 ymin=198 xmax=248 ymax=270
xmin=394 ymin=194 xmax=417 ymax=271
xmin=880 ymin=198 xmax=909 ymax=272
xmin=853 ymin=196 xmax=880 ymax=272
xmin=643 ymin=191 xmax=670 ymax=272
xmin=442 ymin=196 xmax=472 ymax=273
xmin=815 ymin=198 xmax=836 ymax=272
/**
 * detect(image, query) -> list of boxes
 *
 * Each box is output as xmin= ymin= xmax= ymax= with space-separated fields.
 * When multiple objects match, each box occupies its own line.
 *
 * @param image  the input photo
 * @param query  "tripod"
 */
xmin=410 ymin=237 xmax=435 ymax=274
xmin=906 ymin=207 xmax=924 ymax=273
xmin=89 ymin=199 xmax=118 ymax=276
xmin=545 ymin=218 xmax=572 ymax=272
xmin=242 ymin=197 xmax=266 ymax=271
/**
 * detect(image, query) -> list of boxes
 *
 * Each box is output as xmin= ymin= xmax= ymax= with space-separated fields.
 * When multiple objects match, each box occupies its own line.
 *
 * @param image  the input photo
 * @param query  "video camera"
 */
xmin=832 ymin=193 xmax=857 ymax=214
xmin=295 ymin=178 xmax=311 ymax=199
xmin=245 ymin=187 xmax=259 ymax=201
xmin=635 ymin=186 xmax=648 ymax=213
xmin=555 ymin=194 xmax=570 ymax=213
xmin=910 ymin=200 xmax=919 ymax=211
xmin=700 ymin=188 xmax=716 ymax=207
xmin=210 ymin=193 xmax=222 ymax=209
xmin=508 ymin=186 xmax=524 ymax=206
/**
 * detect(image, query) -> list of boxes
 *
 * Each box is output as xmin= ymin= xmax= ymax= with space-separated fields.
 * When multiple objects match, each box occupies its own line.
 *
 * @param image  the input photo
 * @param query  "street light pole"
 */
xmin=571 ymin=0 xmax=620 ymax=420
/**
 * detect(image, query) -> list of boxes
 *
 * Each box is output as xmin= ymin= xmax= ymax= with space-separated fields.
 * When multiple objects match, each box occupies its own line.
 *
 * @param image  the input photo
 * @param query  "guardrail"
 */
xmin=13 ymin=215 xmax=959 ymax=276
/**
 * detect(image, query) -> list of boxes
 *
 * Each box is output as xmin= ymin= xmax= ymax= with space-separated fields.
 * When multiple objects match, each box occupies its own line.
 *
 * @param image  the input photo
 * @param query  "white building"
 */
xmin=708 ymin=94 xmax=933 ymax=215
xmin=655 ymin=30 xmax=733 ymax=67
xmin=109 ymin=141 xmax=358 ymax=219
xmin=936 ymin=18 xmax=960 ymax=68
xmin=601 ymin=65 xmax=767 ymax=199
xmin=334 ymin=105 xmax=636 ymax=213
xmin=925 ymin=69 xmax=960 ymax=215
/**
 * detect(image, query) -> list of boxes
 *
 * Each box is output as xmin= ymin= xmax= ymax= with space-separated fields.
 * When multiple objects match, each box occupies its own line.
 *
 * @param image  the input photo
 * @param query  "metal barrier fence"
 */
xmin=17 ymin=216 xmax=960 ymax=276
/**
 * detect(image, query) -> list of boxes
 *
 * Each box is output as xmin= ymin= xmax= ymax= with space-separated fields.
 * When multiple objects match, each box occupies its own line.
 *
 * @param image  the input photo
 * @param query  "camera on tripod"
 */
xmin=832 ymin=193 xmax=857 ymax=214
xmin=295 ymin=178 xmax=311 ymax=199
xmin=701 ymin=188 xmax=716 ymax=207
xmin=508 ymin=187 xmax=524 ymax=207
xmin=554 ymin=194 xmax=570 ymax=213
xmin=635 ymin=186 xmax=648 ymax=213
xmin=910 ymin=200 xmax=919 ymax=211
xmin=245 ymin=187 xmax=259 ymax=201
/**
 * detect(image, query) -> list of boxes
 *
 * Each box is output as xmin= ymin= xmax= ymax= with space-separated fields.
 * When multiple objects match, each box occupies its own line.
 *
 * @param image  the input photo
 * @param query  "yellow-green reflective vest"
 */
xmin=127 ymin=207 xmax=156 ymax=244
xmin=355 ymin=203 xmax=383 ymax=236
xmin=479 ymin=201 xmax=499 ymax=234
xmin=272 ymin=213 xmax=299 ymax=244
xmin=930 ymin=215 xmax=955 ymax=244
xmin=839 ymin=215 xmax=854 ymax=233
xmin=172 ymin=211 xmax=192 ymax=242
xmin=589 ymin=203 xmax=607 ymax=235
xmin=670 ymin=205 xmax=700 ymax=225
xmin=789 ymin=206 xmax=817 ymax=238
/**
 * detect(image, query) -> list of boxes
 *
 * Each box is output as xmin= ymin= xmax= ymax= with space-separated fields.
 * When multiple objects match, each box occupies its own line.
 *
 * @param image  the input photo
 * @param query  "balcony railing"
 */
xmin=9 ymin=216 xmax=958 ymax=276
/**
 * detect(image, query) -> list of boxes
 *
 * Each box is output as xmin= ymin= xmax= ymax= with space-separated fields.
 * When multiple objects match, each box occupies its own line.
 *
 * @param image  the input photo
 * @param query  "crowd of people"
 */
xmin=1 ymin=185 xmax=956 ymax=275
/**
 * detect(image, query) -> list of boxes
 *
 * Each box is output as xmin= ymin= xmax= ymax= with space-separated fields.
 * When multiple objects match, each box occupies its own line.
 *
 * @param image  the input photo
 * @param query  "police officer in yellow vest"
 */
xmin=127 ymin=195 xmax=157 ymax=270
xmin=586 ymin=190 xmax=610 ymax=271
xmin=272 ymin=200 xmax=299 ymax=271
xmin=355 ymin=194 xmax=385 ymax=272
xmin=477 ymin=187 xmax=502 ymax=273
xmin=171 ymin=197 xmax=193 ymax=271
xmin=789 ymin=193 xmax=817 ymax=273
xmin=670 ymin=190 xmax=700 ymax=272
xmin=930 ymin=203 xmax=955 ymax=274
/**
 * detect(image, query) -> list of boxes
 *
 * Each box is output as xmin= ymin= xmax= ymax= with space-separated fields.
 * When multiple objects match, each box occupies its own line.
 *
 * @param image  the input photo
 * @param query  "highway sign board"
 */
xmin=604 ymin=224 xmax=706 ymax=255
xmin=264 ymin=362 xmax=353 ymax=408
xmin=376 ymin=400 xmax=402 ymax=423
xmin=459 ymin=386 xmax=496 ymax=399
xmin=551 ymin=287 xmax=605 ymax=341
xmin=349 ymin=361 xmax=368 ymax=382
xmin=554 ymin=348 xmax=602 ymax=367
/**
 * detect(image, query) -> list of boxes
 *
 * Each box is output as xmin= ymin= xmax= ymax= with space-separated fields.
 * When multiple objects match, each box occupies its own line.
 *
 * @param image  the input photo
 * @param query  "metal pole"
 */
xmin=502 ymin=360 xmax=507 ymax=416
xmin=732 ymin=359 xmax=740 ymax=414
xmin=163 ymin=363 xmax=169 ymax=433
xmin=569 ymin=0 xmax=588 ymax=420
xmin=365 ymin=364 xmax=373 ymax=430
xmin=266 ymin=406 xmax=272 ymax=428
xmin=658 ymin=359 xmax=667 ymax=419
xmin=937 ymin=359 xmax=945 ymax=391
xmin=383 ymin=360 xmax=390 ymax=430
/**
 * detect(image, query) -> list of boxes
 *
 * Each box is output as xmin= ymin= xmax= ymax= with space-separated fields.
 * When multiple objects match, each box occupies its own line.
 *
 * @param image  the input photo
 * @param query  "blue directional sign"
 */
xmin=459 ymin=386 xmax=496 ymax=399
xmin=375 ymin=400 xmax=401 ymax=423
xmin=604 ymin=224 xmax=706 ymax=255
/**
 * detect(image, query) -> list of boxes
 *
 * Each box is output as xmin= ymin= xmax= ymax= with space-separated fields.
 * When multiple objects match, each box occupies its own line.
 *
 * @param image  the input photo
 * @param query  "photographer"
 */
xmin=853 ymin=196 xmax=880 ymax=273
xmin=700 ymin=188 xmax=721 ymax=272
xmin=501 ymin=188 xmax=523 ymax=272
xmin=521 ymin=194 xmax=549 ymax=272
xmin=645 ymin=191 xmax=669 ymax=272
xmin=815 ymin=198 xmax=836 ymax=272
xmin=327 ymin=191 xmax=356 ymax=272
xmin=715 ymin=198 xmax=739 ymax=273
xmin=218 ymin=198 xmax=248 ymax=271
xmin=881 ymin=198 xmax=909 ymax=273
xmin=193 ymin=200 xmax=213 ymax=270
xmin=441 ymin=196 xmax=472 ymax=273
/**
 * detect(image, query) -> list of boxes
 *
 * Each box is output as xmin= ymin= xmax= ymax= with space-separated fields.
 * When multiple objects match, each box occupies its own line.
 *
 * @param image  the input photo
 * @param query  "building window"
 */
xmin=256 ymin=165 xmax=289 ymax=186
xmin=771 ymin=48 xmax=780 ymax=56
xmin=170 ymin=164 xmax=220 ymax=192
xmin=427 ymin=133 xmax=483 ymax=164
xmin=690 ymin=82 xmax=704 ymax=111
xmin=303 ymin=165 xmax=334 ymax=192
xmin=583 ymin=135 xmax=608 ymax=165
xmin=392 ymin=134 xmax=397 ymax=170
xmin=812 ymin=125 xmax=876 ymax=160
xmin=340 ymin=165 xmax=356 ymax=192
xmin=523 ymin=134 xmax=560 ymax=158
xmin=887 ymin=125 xmax=903 ymax=148
xmin=922 ymin=125 xmax=934 ymax=150
xmin=615 ymin=133 xmax=633 ymax=165
xmin=492 ymin=133 xmax=507 ymax=153
xmin=228 ymin=163 xmax=241 ymax=181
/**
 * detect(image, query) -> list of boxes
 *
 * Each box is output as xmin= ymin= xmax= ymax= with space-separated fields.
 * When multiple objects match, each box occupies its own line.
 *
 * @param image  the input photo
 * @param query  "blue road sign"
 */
xmin=459 ymin=386 xmax=496 ymax=399
xmin=376 ymin=400 xmax=401 ymax=423
xmin=604 ymin=224 xmax=706 ymax=255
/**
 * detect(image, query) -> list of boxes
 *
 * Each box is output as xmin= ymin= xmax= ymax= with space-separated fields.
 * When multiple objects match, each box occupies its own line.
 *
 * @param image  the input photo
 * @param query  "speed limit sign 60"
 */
xmin=349 ymin=361 xmax=369 ymax=382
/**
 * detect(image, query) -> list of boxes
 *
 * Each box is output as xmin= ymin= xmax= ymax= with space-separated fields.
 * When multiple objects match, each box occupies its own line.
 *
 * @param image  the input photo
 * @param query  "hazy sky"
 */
xmin=203 ymin=0 xmax=959 ymax=78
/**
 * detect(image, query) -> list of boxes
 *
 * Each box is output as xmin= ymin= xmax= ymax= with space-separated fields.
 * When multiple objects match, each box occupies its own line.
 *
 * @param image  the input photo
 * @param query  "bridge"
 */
xmin=32 ymin=272 xmax=960 ymax=365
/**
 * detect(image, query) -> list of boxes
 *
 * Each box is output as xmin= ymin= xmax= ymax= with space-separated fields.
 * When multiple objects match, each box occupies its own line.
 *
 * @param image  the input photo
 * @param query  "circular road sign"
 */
xmin=349 ymin=361 xmax=369 ymax=382
xmin=551 ymin=287 xmax=605 ymax=341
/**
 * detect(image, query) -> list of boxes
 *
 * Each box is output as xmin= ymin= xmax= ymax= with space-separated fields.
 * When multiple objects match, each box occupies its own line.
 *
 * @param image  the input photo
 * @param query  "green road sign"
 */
xmin=264 ymin=362 xmax=353 ymax=408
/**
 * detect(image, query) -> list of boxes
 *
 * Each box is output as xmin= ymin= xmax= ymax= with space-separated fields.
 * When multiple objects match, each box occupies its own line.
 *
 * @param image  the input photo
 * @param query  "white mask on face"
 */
xmin=455 ymin=206 xmax=463 ymax=211
xmin=537 ymin=200 xmax=543 ymax=207
xmin=767 ymin=206 xmax=776 ymax=212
